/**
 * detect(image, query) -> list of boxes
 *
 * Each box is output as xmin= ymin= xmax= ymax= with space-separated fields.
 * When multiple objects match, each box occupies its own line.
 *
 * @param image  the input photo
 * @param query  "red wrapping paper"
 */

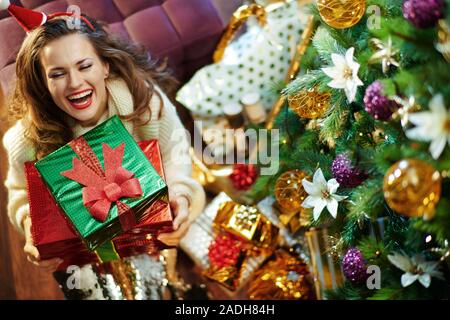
xmin=124 ymin=140 xmax=174 ymax=234
xmin=26 ymin=139 xmax=174 ymax=270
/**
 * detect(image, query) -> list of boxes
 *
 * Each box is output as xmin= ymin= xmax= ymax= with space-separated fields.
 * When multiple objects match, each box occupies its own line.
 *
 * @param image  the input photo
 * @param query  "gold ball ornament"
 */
xmin=275 ymin=170 xmax=309 ymax=212
xmin=383 ymin=159 xmax=442 ymax=220
xmin=317 ymin=0 xmax=366 ymax=29
xmin=288 ymin=88 xmax=331 ymax=119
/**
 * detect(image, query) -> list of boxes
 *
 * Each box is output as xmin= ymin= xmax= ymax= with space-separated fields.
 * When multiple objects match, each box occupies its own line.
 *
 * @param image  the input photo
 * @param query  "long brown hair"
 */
xmin=9 ymin=15 xmax=175 ymax=159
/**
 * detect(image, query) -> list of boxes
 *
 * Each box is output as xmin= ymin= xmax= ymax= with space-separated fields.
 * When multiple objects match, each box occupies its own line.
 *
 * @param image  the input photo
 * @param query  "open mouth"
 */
xmin=66 ymin=89 xmax=94 ymax=110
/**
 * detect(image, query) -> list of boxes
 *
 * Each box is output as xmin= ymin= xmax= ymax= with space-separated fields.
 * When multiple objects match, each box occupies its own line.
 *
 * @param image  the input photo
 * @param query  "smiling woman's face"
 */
xmin=40 ymin=33 xmax=109 ymax=126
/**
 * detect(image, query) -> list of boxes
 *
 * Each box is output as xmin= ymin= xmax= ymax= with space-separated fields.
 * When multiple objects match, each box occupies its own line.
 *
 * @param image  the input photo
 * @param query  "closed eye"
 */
xmin=80 ymin=64 xmax=92 ymax=70
xmin=49 ymin=72 xmax=65 ymax=79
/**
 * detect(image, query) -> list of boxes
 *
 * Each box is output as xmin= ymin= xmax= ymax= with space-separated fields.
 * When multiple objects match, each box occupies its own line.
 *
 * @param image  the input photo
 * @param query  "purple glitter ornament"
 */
xmin=402 ymin=0 xmax=446 ymax=29
xmin=332 ymin=154 xmax=367 ymax=188
xmin=364 ymin=81 xmax=399 ymax=121
xmin=342 ymin=248 xmax=368 ymax=284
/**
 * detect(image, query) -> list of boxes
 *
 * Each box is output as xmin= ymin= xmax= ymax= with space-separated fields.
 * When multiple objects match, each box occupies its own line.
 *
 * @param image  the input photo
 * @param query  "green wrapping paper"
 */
xmin=35 ymin=116 xmax=167 ymax=251
xmin=96 ymin=241 xmax=120 ymax=263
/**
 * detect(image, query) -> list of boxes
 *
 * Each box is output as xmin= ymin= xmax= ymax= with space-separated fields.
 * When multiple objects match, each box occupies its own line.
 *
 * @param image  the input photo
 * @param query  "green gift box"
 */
xmin=36 ymin=116 xmax=167 ymax=251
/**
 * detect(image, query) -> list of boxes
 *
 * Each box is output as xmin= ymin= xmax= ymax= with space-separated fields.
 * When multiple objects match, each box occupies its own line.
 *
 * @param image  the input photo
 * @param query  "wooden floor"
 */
xmin=0 ymin=92 xmax=64 ymax=299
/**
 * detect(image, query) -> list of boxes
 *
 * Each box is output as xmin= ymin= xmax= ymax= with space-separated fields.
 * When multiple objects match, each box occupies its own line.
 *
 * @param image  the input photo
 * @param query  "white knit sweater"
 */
xmin=3 ymin=77 xmax=205 ymax=234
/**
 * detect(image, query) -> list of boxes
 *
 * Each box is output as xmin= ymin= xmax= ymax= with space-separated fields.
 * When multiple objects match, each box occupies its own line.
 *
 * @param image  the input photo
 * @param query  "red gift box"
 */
xmin=25 ymin=139 xmax=174 ymax=270
xmin=121 ymin=140 xmax=174 ymax=235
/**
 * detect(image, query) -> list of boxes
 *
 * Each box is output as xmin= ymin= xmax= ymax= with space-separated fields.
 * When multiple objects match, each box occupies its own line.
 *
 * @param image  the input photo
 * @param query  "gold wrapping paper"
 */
xmin=213 ymin=3 xmax=267 ymax=63
xmin=248 ymin=249 xmax=314 ymax=300
xmin=305 ymin=228 xmax=344 ymax=299
xmin=213 ymin=201 xmax=279 ymax=251
xmin=277 ymin=206 xmax=311 ymax=234
xmin=180 ymin=193 xmax=273 ymax=292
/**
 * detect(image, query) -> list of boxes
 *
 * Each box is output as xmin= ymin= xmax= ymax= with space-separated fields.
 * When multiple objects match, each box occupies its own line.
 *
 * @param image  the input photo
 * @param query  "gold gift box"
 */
xmin=213 ymin=201 xmax=279 ymax=251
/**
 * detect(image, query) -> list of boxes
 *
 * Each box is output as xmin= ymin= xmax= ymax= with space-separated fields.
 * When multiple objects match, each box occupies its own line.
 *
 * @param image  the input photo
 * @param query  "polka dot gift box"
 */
xmin=176 ymin=0 xmax=311 ymax=132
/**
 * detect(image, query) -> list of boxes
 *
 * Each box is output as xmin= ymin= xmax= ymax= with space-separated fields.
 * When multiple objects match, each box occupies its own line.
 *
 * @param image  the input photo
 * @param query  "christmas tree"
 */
xmin=249 ymin=0 xmax=450 ymax=299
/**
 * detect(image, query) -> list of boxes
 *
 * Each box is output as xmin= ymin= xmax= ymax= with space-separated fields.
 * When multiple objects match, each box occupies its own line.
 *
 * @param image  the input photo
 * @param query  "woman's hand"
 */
xmin=157 ymin=195 xmax=190 ymax=247
xmin=23 ymin=215 xmax=63 ymax=272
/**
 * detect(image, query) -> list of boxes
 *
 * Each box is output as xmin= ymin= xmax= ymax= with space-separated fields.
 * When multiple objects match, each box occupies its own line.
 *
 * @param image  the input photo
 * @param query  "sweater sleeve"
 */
xmin=2 ymin=121 xmax=35 ymax=235
xmin=138 ymin=88 xmax=206 ymax=220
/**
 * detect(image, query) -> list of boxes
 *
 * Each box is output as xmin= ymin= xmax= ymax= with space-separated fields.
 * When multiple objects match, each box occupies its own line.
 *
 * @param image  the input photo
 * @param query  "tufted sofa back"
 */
xmin=0 ymin=0 xmax=242 ymax=97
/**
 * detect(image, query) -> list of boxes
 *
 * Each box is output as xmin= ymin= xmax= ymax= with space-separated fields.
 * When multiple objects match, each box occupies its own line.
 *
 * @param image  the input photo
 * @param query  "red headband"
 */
xmin=2 ymin=3 xmax=95 ymax=33
xmin=48 ymin=12 xmax=95 ymax=31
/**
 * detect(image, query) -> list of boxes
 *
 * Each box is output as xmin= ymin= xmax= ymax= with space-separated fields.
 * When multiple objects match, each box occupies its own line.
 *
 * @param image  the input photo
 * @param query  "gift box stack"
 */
xmin=180 ymin=192 xmax=279 ymax=292
xmin=26 ymin=116 xmax=174 ymax=270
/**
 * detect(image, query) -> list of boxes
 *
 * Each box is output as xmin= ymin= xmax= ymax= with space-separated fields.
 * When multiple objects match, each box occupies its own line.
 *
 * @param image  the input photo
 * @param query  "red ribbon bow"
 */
xmin=61 ymin=143 xmax=143 ymax=223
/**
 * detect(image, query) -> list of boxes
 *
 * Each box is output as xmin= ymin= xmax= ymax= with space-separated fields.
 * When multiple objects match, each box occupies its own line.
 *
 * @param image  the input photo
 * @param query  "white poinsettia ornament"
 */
xmin=301 ymin=168 xmax=347 ymax=221
xmin=388 ymin=252 xmax=444 ymax=288
xmin=405 ymin=94 xmax=450 ymax=159
xmin=322 ymin=47 xmax=364 ymax=103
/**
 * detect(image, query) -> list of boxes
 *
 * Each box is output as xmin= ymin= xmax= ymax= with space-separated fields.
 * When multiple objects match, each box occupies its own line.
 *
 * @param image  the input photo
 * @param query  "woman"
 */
xmin=2 ymin=4 xmax=205 ymax=299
